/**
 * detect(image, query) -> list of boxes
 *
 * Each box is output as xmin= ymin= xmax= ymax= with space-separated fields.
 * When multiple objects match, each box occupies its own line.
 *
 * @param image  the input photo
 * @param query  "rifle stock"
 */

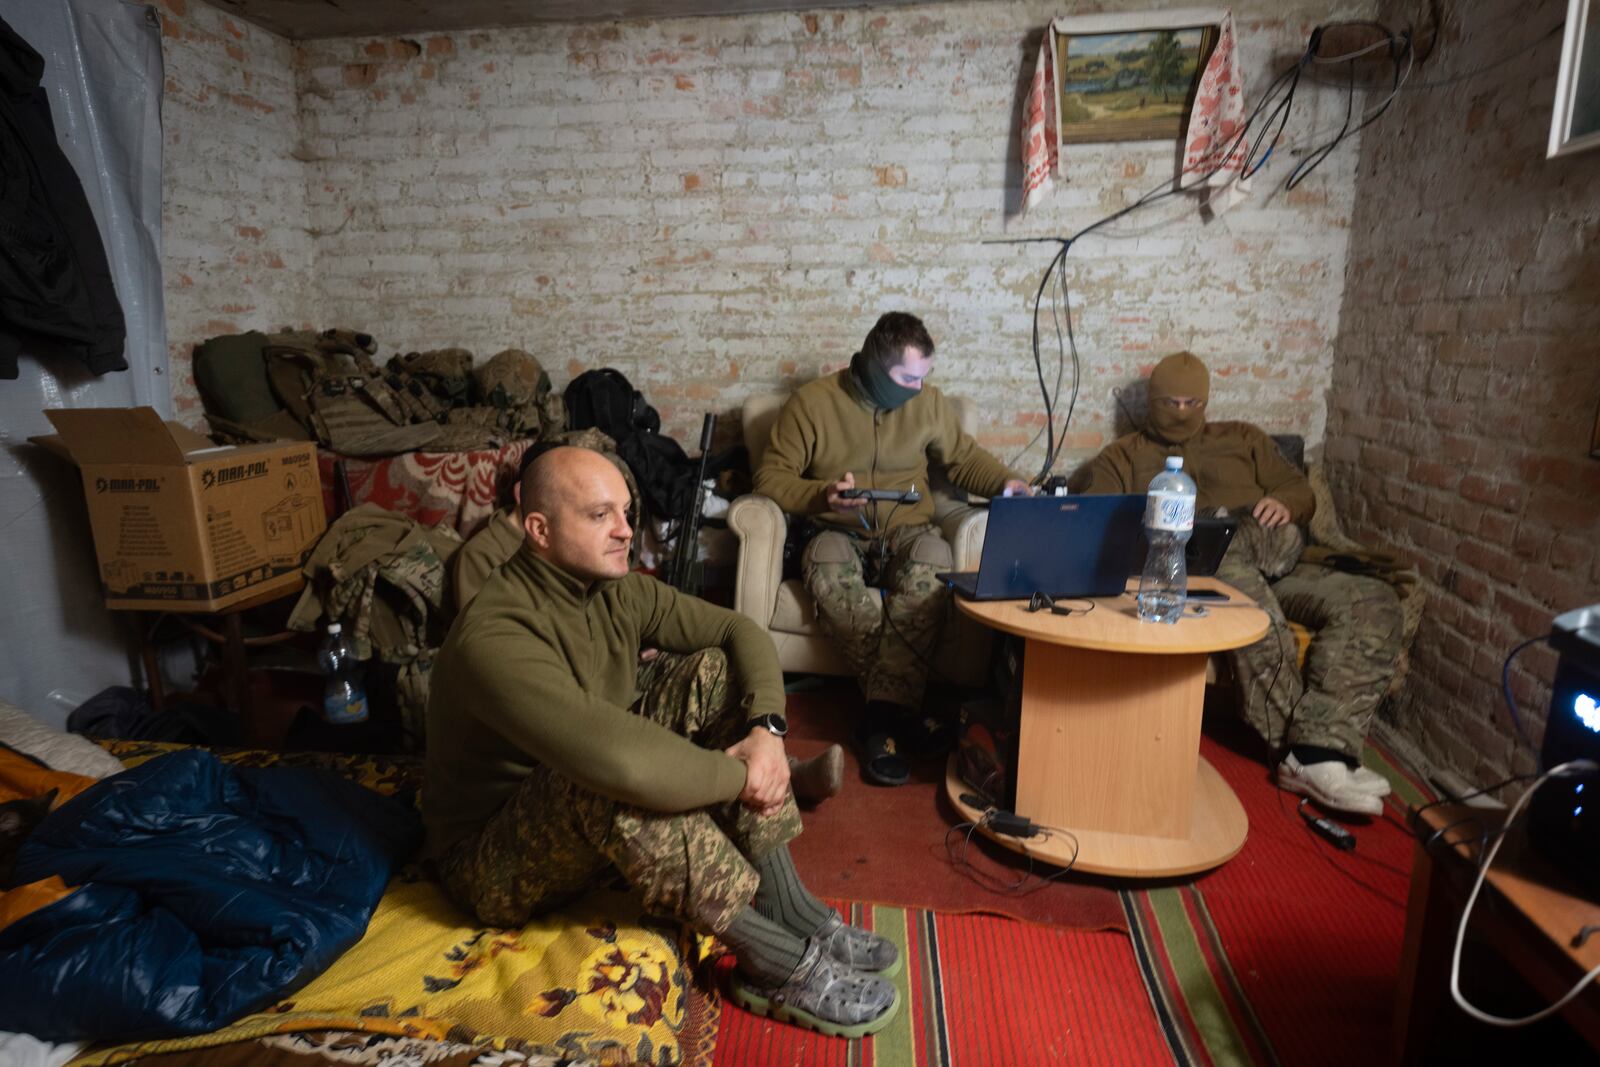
xmin=669 ymin=413 xmax=717 ymax=592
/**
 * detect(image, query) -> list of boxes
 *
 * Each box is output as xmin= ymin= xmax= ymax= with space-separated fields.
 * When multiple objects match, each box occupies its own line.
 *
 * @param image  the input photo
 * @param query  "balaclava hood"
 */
xmin=849 ymin=348 xmax=920 ymax=413
xmin=1147 ymin=351 xmax=1210 ymax=444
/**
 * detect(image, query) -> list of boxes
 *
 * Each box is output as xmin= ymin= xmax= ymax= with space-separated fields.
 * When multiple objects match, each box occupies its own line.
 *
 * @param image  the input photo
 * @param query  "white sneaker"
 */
xmin=1277 ymin=754 xmax=1384 ymax=816
xmin=1348 ymin=764 xmax=1393 ymax=797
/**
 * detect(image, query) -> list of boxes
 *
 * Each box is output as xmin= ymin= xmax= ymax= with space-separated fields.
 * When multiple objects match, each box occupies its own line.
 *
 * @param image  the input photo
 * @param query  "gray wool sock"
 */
xmin=722 ymin=905 xmax=808 ymax=988
xmin=752 ymin=844 xmax=834 ymax=939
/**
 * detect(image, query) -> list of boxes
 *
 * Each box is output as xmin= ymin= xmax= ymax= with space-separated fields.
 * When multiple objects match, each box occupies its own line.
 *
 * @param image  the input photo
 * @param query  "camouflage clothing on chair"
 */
xmin=1217 ymin=519 xmax=1404 ymax=757
xmin=802 ymin=522 xmax=952 ymax=709
xmin=752 ymin=314 xmax=1026 ymax=783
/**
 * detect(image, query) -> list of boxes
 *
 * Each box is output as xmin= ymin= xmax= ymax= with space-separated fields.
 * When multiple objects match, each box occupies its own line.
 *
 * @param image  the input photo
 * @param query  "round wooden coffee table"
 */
xmin=950 ymin=577 xmax=1270 ymax=877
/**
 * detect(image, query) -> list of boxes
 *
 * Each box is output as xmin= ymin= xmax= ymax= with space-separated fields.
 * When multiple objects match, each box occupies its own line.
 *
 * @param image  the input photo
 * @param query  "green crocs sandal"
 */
xmin=814 ymin=910 xmax=902 ymax=978
xmin=730 ymin=942 xmax=901 ymax=1039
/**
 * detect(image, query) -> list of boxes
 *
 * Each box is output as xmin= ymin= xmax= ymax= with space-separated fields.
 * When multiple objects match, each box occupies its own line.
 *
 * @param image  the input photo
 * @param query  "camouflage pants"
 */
xmin=802 ymin=523 xmax=952 ymax=708
xmin=435 ymin=648 xmax=802 ymax=936
xmin=1218 ymin=521 xmax=1404 ymax=758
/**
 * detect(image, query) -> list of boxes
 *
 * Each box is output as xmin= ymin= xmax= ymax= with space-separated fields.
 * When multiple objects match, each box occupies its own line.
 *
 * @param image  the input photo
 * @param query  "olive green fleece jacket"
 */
xmin=1069 ymin=421 xmax=1316 ymax=523
xmin=439 ymin=507 xmax=524 ymax=630
xmin=753 ymin=369 xmax=1020 ymax=536
xmin=422 ymin=544 xmax=785 ymax=858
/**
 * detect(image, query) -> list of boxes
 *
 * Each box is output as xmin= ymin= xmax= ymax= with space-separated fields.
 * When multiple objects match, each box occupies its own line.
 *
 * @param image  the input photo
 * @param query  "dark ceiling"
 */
xmin=206 ymin=0 xmax=948 ymax=40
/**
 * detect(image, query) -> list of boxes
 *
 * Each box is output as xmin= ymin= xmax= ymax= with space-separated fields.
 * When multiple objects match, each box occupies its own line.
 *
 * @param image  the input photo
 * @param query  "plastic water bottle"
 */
xmin=318 ymin=622 xmax=369 ymax=724
xmin=1138 ymin=456 xmax=1196 ymax=624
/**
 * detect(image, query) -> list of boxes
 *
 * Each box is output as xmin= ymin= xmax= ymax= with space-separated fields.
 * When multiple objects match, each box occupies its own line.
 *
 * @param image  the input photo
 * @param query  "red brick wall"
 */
xmin=1326 ymin=0 xmax=1600 ymax=782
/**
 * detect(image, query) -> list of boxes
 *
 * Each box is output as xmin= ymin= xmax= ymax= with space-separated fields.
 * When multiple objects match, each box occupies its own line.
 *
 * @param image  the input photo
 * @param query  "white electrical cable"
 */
xmin=1448 ymin=758 xmax=1600 ymax=1026
xmin=1311 ymin=35 xmax=1399 ymax=64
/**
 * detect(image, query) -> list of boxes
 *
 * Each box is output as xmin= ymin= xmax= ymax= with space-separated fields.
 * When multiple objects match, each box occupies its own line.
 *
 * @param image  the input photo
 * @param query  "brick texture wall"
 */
xmin=1327 ymin=0 xmax=1600 ymax=784
xmin=162 ymin=0 xmax=1369 ymax=470
xmin=159 ymin=0 xmax=313 ymax=420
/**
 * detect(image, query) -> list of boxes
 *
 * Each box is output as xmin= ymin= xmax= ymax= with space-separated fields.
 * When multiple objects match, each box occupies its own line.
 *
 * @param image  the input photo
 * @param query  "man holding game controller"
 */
xmin=754 ymin=312 xmax=1029 ymax=786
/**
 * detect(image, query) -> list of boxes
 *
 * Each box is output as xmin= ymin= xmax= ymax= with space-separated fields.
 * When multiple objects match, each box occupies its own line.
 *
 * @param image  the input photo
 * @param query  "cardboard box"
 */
xmin=34 ymin=407 xmax=326 ymax=612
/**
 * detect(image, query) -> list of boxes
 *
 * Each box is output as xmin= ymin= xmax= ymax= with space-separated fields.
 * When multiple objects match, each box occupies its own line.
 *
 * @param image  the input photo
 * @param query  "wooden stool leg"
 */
xmin=221 ymin=612 xmax=254 ymax=738
xmin=136 ymin=613 xmax=166 ymax=711
xmin=1392 ymin=840 xmax=1452 ymax=1066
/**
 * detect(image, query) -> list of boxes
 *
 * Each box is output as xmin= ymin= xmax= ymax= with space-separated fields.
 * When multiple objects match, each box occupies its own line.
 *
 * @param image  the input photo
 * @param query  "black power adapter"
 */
xmin=958 ymin=793 xmax=1040 ymax=838
xmin=1298 ymin=799 xmax=1356 ymax=850
xmin=987 ymin=810 xmax=1040 ymax=838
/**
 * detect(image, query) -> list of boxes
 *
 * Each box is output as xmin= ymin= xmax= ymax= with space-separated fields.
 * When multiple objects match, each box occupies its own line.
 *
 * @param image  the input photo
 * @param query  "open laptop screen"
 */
xmin=947 ymin=497 xmax=1238 ymax=601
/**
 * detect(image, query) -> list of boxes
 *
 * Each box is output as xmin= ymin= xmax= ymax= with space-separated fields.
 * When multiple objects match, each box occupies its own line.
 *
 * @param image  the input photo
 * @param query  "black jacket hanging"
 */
xmin=0 ymin=15 xmax=127 ymax=380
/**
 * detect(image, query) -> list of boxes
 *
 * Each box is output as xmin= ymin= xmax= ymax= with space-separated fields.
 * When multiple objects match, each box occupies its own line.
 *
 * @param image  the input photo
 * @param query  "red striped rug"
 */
xmin=1122 ymin=726 xmax=1430 ymax=1066
xmin=711 ymin=900 xmax=1171 ymax=1066
xmin=712 ymin=719 xmax=1432 ymax=1065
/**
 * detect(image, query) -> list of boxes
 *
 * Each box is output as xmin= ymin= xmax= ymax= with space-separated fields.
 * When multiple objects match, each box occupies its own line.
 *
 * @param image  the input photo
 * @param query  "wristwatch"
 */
xmin=748 ymin=713 xmax=788 ymax=738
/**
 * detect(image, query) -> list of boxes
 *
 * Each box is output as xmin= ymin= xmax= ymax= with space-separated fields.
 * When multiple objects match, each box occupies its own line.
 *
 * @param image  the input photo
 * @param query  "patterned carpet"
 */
xmin=784 ymin=690 xmax=1125 ymax=933
xmin=713 ymin=720 xmax=1432 ymax=1066
xmin=713 ymin=901 xmax=1171 ymax=1066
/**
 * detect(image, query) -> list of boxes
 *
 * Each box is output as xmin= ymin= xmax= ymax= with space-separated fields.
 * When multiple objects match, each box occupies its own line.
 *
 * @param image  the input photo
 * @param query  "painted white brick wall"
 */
xmin=158 ymin=0 xmax=312 ymax=421
xmin=165 ymin=0 xmax=1371 ymax=478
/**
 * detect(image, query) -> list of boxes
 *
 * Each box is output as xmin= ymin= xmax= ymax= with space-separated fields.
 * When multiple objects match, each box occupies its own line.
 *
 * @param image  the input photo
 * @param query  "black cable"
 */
xmin=1400 ymin=22 xmax=1563 ymax=89
xmin=1011 ymin=40 xmax=1324 ymax=482
xmin=1500 ymin=635 xmax=1546 ymax=755
xmin=1286 ymin=47 xmax=1359 ymax=190
xmin=1041 ymin=254 xmax=1081 ymax=480
xmin=997 ymin=20 xmax=1438 ymax=482
xmin=1026 ymin=241 xmax=1071 ymax=482
xmin=1045 ymin=245 xmax=1072 ymax=472
xmin=944 ymin=811 xmax=1081 ymax=895
xmin=878 ymin=580 xmax=964 ymax=692
xmin=1256 ymin=600 xmax=1294 ymax=759
xmin=1406 ymin=770 xmax=1542 ymax=845
xmin=866 ymin=410 xmax=885 ymax=540
xmin=945 ymin=821 xmax=1035 ymax=894
xmin=1288 ymin=30 xmax=1412 ymax=190
xmin=859 ymin=410 xmax=956 ymax=696
xmin=1240 ymin=55 xmax=1309 ymax=180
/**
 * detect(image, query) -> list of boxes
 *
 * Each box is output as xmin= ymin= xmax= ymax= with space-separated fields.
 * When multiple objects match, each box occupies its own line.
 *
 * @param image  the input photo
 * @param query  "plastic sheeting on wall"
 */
xmin=0 ymin=0 xmax=167 ymax=728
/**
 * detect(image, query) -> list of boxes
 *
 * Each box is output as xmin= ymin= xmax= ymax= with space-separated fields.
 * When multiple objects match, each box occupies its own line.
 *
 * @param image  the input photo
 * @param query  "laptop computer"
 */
xmin=941 ymin=494 xmax=1237 ymax=601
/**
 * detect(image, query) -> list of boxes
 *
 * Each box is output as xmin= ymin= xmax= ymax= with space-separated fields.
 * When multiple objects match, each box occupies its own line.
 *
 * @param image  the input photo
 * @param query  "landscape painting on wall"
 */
xmin=1055 ymin=24 xmax=1219 ymax=143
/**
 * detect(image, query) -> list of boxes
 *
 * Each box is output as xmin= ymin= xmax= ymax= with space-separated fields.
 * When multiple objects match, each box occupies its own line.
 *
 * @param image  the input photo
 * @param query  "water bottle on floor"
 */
xmin=1138 ymin=456 xmax=1196 ymax=624
xmin=318 ymin=622 xmax=369 ymax=724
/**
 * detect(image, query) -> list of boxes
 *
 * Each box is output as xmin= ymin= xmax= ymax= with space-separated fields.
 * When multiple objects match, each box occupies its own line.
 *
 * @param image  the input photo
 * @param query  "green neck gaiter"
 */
xmin=849 ymin=350 xmax=919 ymax=412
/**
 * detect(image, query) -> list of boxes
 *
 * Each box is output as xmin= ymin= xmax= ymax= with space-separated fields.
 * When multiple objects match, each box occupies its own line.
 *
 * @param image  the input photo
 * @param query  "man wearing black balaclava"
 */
xmin=1073 ymin=352 xmax=1404 ymax=817
xmin=754 ymin=313 xmax=1029 ymax=786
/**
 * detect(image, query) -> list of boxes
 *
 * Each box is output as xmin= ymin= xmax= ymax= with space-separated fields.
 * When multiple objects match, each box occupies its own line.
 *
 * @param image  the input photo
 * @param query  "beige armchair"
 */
xmin=727 ymin=392 xmax=994 ymax=687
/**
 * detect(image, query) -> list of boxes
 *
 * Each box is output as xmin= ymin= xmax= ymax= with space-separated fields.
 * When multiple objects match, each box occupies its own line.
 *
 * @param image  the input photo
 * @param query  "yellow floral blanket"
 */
xmin=70 ymin=742 xmax=717 ymax=1067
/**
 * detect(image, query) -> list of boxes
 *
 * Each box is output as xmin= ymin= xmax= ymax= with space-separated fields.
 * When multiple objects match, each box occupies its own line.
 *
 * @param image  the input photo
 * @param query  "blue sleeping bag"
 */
xmin=0 ymin=749 xmax=420 ymax=1041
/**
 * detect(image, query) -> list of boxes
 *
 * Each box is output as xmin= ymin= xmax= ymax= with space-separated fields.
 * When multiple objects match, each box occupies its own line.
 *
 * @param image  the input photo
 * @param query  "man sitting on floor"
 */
xmin=423 ymin=446 xmax=897 ymax=1036
xmin=1071 ymin=352 xmax=1404 ymax=816
xmin=443 ymin=441 xmax=844 ymax=800
xmin=753 ymin=312 xmax=1030 ymax=786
